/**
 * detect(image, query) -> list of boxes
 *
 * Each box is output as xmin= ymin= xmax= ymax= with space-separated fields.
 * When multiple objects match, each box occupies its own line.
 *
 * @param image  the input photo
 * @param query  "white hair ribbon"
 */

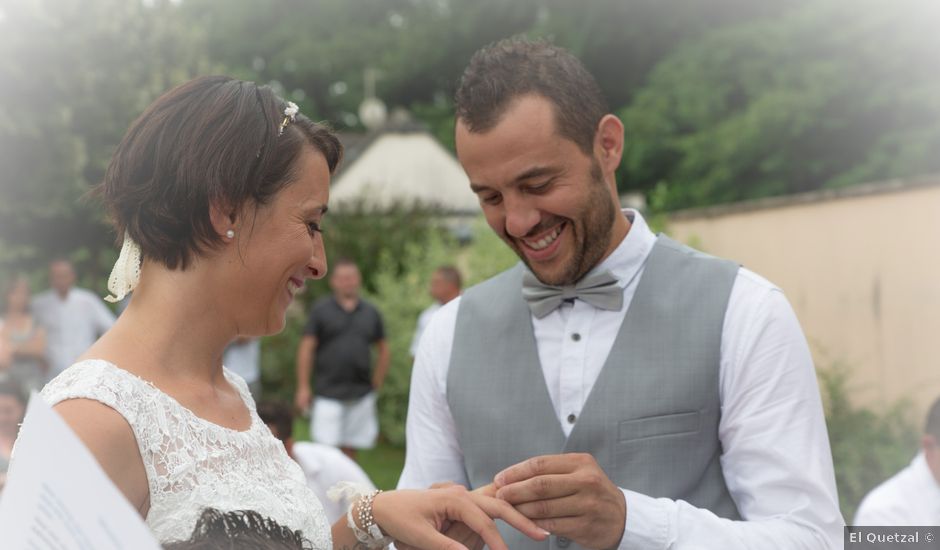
xmin=104 ymin=230 xmax=142 ymax=303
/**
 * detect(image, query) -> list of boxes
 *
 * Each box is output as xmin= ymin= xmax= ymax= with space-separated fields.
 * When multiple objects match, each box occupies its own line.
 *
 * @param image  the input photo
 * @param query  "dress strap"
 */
xmin=41 ymin=359 xmax=150 ymax=426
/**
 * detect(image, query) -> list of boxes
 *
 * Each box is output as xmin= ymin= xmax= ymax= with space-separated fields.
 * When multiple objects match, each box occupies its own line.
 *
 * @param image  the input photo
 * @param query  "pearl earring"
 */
xmin=225 ymin=230 xmax=235 ymax=239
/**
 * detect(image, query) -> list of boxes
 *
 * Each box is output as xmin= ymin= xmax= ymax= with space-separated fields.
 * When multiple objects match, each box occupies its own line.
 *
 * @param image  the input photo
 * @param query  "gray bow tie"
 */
xmin=522 ymin=269 xmax=623 ymax=319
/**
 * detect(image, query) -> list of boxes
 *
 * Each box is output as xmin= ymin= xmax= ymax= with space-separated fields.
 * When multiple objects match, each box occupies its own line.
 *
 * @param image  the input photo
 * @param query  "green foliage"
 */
xmin=313 ymin=201 xmax=439 ymax=296
xmin=528 ymin=0 xmax=808 ymax=111
xmin=179 ymin=0 xmax=798 ymax=138
xmin=180 ymin=0 xmax=542 ymax=128
xmin=458 ymin=217 xmax=519 ymax=286
xmin=619 ymin=0 xmax=940 ymax=210
xmin=819 ymin=365 xmax=920 ymax=522
xmin=368 ymin=229 xmax=456 ymax=445
xmin=0 ymin=0 xmax=214 ymax=275
xmin=259 ymin=308 xmax=308 ymax=404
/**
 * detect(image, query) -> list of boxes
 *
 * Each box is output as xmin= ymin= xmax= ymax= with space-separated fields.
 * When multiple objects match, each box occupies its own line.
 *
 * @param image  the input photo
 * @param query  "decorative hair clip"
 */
xmin=278 ymin=101 xmax=299 ymax=136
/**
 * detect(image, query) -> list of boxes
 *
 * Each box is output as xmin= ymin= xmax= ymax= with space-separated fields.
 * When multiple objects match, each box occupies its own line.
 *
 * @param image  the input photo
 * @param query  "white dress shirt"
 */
xmin=223 ymin=339 xmax=261 ymax=385
xmin=398 ymin=209 xmax=844 ymax=549
xmin=31 ymin=287 xmax=115 ymax=378
xmin=854 ymin=452 xmax=940 ymax=526
xmin=410 ymin=302 xmax=441 ymax=357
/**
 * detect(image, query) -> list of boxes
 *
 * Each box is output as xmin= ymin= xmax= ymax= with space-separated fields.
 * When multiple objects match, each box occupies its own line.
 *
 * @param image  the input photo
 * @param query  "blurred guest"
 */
xmin=163 ymin=508 xmax=314 ymax=550
xmin=854 ymin=396 xmax=940 ymax=525
xmin=224 ymin=337 xmax=262 ymax=400
xmin=0 ymin=275 xmax=47 ymax=393
xmin=257 ymin=401 xmax=376 ymax=524
xmin=0 ymin=380 xmax=27 ymax=492
xmin=409 ymin=266 xmax=462 ymax=359
xmin=31 ymin=259 xmax=115 ymax=380
xmin=294 ymin=259 xmax=389 ymax=462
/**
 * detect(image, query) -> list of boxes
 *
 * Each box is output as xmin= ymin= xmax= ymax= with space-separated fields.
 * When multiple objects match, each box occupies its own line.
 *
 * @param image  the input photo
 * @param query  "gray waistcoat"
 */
xmin=447 ymin=236 xmax=742 ymax=549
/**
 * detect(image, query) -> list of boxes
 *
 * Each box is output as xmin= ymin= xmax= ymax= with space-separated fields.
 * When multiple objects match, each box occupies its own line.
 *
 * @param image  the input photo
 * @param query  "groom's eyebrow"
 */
xmin=469 ymin=165 xmax=561 ymax=193
xmin=513 ymin=165 xmax=559 ymax=183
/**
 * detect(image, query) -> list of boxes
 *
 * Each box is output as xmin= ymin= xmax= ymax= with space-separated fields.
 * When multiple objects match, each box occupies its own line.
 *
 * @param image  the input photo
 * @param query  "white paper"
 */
xmin=0 ymin=393 xmax=161 ymax=550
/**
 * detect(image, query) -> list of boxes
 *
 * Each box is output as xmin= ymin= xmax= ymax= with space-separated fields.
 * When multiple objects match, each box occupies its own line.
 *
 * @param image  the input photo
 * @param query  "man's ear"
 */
xmin=594 ymin=114 xmax=624 ymax=177
xmin=923 ymin=434 xmax=940 ymax=482
xmin=923 ymin=434 xmax=938 ymax=454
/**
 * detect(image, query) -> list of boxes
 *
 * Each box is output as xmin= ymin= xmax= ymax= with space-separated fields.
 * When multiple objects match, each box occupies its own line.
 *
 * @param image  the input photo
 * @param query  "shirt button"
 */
xmin=558 ymin=536 xmax=571 ymax=548
xmin=571 ymin=333 xmax=581 ymax=341
xmin=567 ymin=413 xmax=577 ymax=424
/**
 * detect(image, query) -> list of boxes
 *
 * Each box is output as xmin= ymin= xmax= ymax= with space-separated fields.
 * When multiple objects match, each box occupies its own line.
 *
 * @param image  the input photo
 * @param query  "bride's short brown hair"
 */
xmin=99 ymin=76 xmax=342 ymax=270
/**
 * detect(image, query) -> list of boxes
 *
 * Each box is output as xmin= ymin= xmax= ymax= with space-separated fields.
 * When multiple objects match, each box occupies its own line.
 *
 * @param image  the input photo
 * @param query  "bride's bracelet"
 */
xmin=347 ymin=489 xmax=393 ymax=549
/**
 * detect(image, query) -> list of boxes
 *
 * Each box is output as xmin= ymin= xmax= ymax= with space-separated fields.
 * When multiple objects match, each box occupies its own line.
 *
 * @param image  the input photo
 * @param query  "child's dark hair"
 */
xmin=162 ymin=508 xmax=313 ymax=550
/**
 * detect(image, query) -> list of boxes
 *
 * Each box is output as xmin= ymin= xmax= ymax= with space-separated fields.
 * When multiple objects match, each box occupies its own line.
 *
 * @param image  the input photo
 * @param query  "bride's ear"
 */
xmin=208 ymin=200 xmax=238 ymax=240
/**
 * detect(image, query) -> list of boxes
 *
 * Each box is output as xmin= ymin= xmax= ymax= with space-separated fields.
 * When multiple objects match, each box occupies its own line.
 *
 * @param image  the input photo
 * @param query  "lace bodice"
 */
xmin=41 ymin=360 xmax=331 ymax=548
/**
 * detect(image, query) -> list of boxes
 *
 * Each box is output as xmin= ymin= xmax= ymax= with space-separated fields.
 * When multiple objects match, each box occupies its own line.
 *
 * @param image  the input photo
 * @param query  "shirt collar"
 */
xmin=587 ymin=208 xmax=657 ymax=288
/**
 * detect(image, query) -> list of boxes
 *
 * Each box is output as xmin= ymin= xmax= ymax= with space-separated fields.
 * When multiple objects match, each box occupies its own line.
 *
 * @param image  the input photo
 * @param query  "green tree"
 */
xmin=620 ymin=0 xmax=940 ymax=210
xmin=0 ymin=0 xmax=212 ymax=278
xmin=529 ymin=0 xmax=809 ymax=110
xmin=368 ymin=231 xmax=455 ymax=445
xmin=181 ymin=0 xmax=541 ymax=129
xmin=182 ymin=0 xmax=801 ymax=141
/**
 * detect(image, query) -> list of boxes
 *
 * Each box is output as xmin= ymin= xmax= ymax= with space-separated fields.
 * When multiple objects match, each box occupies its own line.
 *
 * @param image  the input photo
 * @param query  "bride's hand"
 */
xmin=373 ymin=485 xmax=549 ymax=550
xmin=412 ymin=484 xmax=498 ymax=550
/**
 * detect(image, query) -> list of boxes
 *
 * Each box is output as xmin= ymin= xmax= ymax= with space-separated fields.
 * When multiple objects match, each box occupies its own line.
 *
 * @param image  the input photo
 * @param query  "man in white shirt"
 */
xmin=854 ymin=397 xmax=940 ymax=525
xmin=397 ymin=39 xmax=843 ymax=550
xmin=31 ymin=260 xmax=115 ymax=379
xmin=409 ymin=266 xmax=462 ymax=359
xmin=256 ymin=401 xmax=376 ymax=524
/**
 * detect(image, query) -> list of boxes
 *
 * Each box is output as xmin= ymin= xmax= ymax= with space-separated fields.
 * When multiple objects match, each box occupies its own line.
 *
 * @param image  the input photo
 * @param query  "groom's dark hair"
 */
xmin=455 ymin=38 xmax=608 ymax=155
xmin=162 ymin=508 xmax=313 ymax=550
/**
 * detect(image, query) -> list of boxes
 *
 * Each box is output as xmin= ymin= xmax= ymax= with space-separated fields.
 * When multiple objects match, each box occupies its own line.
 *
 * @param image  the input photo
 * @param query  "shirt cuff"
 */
xmin=618 ymin=489 xmax=673 ymax=550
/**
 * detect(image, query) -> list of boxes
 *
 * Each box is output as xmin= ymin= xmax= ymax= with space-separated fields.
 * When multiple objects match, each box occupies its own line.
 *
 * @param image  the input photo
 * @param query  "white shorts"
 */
xmin=311 ymin=392 xmax=378 ymax=449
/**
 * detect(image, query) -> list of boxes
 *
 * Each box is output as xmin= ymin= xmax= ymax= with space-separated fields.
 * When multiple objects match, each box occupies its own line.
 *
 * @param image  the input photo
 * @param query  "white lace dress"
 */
xmin=41 ymin=359 xmax=332 ymax=548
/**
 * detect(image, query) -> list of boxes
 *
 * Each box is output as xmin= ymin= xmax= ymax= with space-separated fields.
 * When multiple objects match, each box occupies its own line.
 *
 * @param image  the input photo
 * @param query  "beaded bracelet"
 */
xmin=347 ymin=489 xmax=393 ymax=549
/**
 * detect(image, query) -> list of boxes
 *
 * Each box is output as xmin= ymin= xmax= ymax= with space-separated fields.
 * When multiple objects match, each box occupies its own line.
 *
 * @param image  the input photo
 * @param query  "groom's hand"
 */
xmin=494 ymin=453 xmax=626 ymax=549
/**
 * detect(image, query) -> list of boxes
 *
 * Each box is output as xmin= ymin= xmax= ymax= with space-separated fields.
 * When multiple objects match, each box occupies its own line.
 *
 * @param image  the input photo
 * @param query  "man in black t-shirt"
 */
xmin=294 ymin=259 xmax=389 ymax=461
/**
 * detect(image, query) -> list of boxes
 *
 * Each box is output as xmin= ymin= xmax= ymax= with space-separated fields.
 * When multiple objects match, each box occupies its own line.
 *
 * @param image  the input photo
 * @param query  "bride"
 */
xmin=39 ymin=76 xmax=546 ymax=549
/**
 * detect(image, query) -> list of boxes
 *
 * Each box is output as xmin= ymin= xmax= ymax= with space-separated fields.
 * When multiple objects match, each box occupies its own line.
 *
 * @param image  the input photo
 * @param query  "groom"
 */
xmin=397 ymin=38 xmax=844 ymax=549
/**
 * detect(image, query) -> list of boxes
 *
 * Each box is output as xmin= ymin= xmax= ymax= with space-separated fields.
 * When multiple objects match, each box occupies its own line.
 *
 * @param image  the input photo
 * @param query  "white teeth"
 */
xmin=526 ymin=224 xmax=563 ymax=251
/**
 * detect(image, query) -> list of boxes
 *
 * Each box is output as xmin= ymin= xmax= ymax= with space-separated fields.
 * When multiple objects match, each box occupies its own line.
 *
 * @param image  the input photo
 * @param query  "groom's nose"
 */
xmin=504 ymin=196 xmax=540 ymax=239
